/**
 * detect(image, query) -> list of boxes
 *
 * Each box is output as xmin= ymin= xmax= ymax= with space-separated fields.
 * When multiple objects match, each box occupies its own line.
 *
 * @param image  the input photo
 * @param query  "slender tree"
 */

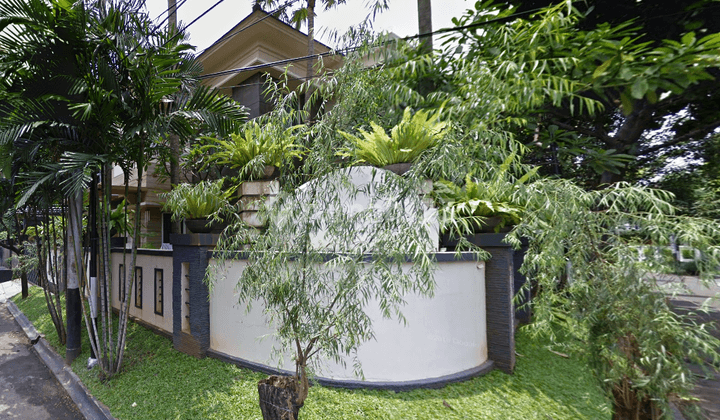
xmin=0 ymin=0 xmax=245 ymax=373
xmin=417 ymin=0 xmax=432 ymax=54
xmin=255 ymin=0 xmax=389 ymax=118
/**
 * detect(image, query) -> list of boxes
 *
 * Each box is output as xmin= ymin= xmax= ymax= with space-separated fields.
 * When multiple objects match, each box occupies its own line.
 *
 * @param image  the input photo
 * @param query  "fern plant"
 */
xmin=436 ymin=154 xmax=537 ymax=235
xmin=338 ymin=107 xmax=447 ymax=167
xmin=201 ymin=121 xmax=303 ymax=181
xmin=106 ymin=199 xmax=135 ymax=236
xmin=161 ymin=180 xmax=235 ymax=221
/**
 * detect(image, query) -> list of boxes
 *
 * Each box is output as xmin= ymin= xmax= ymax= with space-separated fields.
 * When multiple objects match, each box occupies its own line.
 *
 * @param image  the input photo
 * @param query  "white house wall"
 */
xmin=110 ymin=251 xmax=173 ymax=335
xmin=208 ymin=257 xmax=487 ymax=383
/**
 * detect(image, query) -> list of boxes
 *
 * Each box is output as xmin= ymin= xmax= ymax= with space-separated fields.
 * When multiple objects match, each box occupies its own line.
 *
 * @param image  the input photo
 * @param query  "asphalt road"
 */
xmin=0 ymin=301 xmax=84 ymax=419
xmin=657 ymin=275 xmax=720 ymax=420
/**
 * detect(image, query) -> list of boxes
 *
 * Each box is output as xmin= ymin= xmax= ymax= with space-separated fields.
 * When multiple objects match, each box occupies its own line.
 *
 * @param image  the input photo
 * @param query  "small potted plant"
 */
xmin=338 ymin=107 xmax=447 ymax=175
xmin=435 ymin=177 xmax=524 ymax=235
xmin=161 ymin=180 xmax=235 ymax=234
xmin=200 ymin=121 xmax=302 ymax=228
xmin=107 ymin=199 xmax=135 ymax=247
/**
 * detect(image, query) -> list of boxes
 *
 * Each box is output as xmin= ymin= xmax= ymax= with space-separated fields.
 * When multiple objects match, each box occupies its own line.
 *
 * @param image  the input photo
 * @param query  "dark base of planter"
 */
xmin=110 ymin=237 xmax=127 ymax=248
xmin=382 ymin=162 xmax=412 ymax=175
xmin=258 ymin=376 xmax=303 ymax=420
xmin=185 ymin=218 xmax=226 ymax=234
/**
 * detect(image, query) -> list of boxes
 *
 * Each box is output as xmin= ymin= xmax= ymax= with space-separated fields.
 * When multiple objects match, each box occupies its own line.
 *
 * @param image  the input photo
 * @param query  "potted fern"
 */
xmin=338 ymin=107 xmax=447 ymax=175
xmin=435 ymin=177 xmax=524 ymax=235
xmin=436 ymin=156 xmax=537 ymax=239
xmin=201 ymin=121 xmax=303 ymax=181
xmin=107 ymin=199 xmax=135 ymax=247
xmin=161 ymin=180 xmax=235 ymax=233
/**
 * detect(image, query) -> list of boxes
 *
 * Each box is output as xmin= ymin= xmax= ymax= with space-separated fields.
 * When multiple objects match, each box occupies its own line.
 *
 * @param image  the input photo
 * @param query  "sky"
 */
xmin=143 ymin=0 xmax=475 ymax=52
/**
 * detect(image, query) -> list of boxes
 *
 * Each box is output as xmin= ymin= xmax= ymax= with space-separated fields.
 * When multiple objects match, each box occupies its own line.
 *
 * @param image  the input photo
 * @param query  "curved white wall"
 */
xmin=209 ymin=257 xmax=486 ymax=383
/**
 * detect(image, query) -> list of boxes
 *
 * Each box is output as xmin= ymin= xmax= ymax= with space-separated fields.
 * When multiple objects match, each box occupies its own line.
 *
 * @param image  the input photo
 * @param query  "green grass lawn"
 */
xmin=13 ymin=286 xmax=610 ymax=419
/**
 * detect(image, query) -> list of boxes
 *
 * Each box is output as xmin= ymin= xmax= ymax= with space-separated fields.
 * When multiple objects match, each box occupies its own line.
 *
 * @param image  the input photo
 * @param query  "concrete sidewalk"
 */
xmin=0 ymin=278 xmax=22 ymax=305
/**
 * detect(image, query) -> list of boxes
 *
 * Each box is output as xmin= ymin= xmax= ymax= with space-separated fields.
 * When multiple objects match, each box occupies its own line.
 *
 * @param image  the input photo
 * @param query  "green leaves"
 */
xmin=161 ymin=179 xmax=235 ymax=221
xmin=435 ymin=155 xmax=535 ymax=237
xmin=512 ymin=179 xmax=720 ymax=414
xmin=338 ymin=107 xmax=447 ymax=167
xmin=200 ymin=121 xmax=303 ymax=181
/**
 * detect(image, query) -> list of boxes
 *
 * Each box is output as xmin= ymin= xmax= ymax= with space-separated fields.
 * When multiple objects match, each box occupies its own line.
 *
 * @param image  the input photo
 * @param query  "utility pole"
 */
xmin=168 ymin=0 xmax=177 ymax=30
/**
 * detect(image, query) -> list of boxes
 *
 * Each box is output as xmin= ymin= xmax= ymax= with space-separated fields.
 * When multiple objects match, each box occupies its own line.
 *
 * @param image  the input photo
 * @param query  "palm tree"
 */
xmin=255 ymin=0 xmax=389 ymax=117
xmin=0 ymin=0 xmax=246 ymax=375
xmin=417 ymin=0 xmax=432 ymax=54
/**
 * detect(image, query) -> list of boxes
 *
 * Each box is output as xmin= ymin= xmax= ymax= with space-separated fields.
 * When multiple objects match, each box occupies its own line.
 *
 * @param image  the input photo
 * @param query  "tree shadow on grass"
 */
xmin=301 ymin=329 xmax=611 ymax=420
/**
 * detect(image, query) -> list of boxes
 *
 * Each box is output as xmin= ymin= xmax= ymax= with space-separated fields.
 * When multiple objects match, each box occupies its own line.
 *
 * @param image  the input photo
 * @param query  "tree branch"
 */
xmin=548 ymin=118 xmax=614 ymax=145
xmin=637 ymin=120 xmax=720 ymax=161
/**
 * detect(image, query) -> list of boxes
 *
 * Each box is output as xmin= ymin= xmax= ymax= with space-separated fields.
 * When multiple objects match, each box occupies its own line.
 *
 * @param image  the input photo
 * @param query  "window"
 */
xmin=134 ymin=267 xmax=143 ymax=309
xmin=118 ymin=264 xmax=125 ymax=302
xmin=154 ymin=269 xmax=163 ymax=316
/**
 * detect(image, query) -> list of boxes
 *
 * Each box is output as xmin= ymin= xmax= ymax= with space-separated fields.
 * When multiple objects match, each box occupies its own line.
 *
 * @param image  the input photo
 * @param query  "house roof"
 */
xmin=197 ymin=6 xmax=343 ymax=92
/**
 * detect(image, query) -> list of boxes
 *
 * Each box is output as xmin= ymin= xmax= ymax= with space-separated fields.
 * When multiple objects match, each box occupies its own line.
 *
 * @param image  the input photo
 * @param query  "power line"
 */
xmin=198 ymin=7 xmax=546 ymax=81
xmin=128 ymin=0 xmax=192 ymax=55
xmin=160 ymin=0 xmax=226 ymax=50
xmin=215 ymin=73 xmax=327 ymax=90
xmin=198 ymin=0 xmax=303 ymax=57
xmin=199 ymin=51 xmax=339 ymax=80
xmin=154 ymin=0 xmax=190 ymax=28
xmin=184 ymin=0 xmax=225 ymax=33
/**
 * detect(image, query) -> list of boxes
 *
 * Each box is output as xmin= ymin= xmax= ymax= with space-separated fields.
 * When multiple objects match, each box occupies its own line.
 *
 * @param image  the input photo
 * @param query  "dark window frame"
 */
xmin=134 ymin=267 xmax=143 ymax=309
xmin=154 ymin=268 xmax=163 ymax=316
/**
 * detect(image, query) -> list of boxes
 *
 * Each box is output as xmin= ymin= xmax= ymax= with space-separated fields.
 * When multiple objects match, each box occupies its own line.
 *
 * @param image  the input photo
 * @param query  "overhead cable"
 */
xmin=198 ymin=6 xmax=546 ymax=81
xmin=198 ymin=0 xmax=303 ymax=57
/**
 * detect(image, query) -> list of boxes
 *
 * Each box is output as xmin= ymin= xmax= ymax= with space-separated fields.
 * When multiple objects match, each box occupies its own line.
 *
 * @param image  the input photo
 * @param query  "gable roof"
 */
xmin=197 ymin=6 xmax=343 ymax=92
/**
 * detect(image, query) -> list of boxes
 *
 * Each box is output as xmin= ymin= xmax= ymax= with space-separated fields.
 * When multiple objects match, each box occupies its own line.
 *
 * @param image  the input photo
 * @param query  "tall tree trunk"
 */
xmin=306 ymin=0 xmax=316 ymax=84
xmin=66 ymin=188 xmax=83 ymax=363
xmin=305 ymin=0 xmax=317 ymax=122
xmin=20 ymin=269 xmax=28 ymax=299
xmin=417 ymin=0 xmax=432 ymax=54
xmin=416 ymin=0 xmax=434 ymax=96
xmin=167 ymin=0 xmax=177 ymax=31
xmin=168 ymin=0 xmax=182 ymax=239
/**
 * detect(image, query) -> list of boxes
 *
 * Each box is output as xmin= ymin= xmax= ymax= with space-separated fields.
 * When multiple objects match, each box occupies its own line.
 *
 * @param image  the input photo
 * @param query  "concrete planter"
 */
xmin=238 ymin=180 xmax=279 ymax=228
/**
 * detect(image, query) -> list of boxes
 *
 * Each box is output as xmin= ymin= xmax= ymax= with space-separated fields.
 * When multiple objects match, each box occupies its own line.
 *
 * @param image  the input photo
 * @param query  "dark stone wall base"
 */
xmin=207 ymin=349 xmax=494 ymax=392
xmin=174 ymin=332 xmax=205 ymax=358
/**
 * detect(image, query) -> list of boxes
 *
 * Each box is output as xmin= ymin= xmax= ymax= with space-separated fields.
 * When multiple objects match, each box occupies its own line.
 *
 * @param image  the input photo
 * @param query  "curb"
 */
xmin=6 ymin=301 xmax=115 ymax=420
